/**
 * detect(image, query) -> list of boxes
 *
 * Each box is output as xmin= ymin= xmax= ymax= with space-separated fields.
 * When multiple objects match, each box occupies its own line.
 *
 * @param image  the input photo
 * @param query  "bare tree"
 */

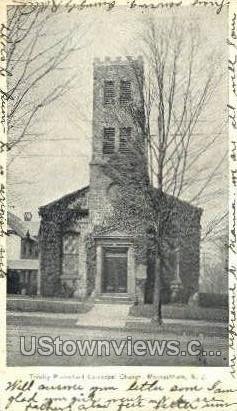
xmin=104 ymin=17 xmax=227 ymax=322
xmin=6 ymin=5 xmax=86 ymax=169
xmin=200 ymin=221 xmax=228 ymax=295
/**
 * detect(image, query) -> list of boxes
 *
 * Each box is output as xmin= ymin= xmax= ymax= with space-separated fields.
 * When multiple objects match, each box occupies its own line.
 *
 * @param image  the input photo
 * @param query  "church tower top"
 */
xmin=91 ymin=55 xmax=145 ymax=162
xmin=93 ymin=55 xmax=144 ymax=66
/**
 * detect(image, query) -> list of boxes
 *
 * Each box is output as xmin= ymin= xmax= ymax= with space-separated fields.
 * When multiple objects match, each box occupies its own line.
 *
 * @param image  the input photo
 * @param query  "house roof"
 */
xmin=7 ymin=212 xmax=25 ymax=238
xmin=7 ymin=212 xmax=40 ymax=239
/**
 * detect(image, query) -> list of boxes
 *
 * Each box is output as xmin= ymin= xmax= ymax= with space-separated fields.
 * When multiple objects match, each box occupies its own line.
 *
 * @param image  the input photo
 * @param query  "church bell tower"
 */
xmin=89 ymin=56 xmax=145 ymax=224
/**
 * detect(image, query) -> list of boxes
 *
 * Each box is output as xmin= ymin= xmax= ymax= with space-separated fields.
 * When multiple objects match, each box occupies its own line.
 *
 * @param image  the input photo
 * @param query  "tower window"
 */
xmin=119 ymin=127 xmax=131 ymax=152
xmin=103 ymin=127 xmax=115 ymax=154
xmin=120 ymin=80 xmax=131 ymax=104
xmin=104 ymin=81 xmax=115 ymax=105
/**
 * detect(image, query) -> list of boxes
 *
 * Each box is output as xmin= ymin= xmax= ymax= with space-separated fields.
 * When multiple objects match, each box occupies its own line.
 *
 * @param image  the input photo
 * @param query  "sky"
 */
xmin=8 ymin=5 xmax=228 ymax=258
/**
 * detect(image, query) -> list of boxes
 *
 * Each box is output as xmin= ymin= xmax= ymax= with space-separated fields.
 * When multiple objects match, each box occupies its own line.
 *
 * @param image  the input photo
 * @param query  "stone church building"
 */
xmin=39 ymin=57 xmax=202 ymax=304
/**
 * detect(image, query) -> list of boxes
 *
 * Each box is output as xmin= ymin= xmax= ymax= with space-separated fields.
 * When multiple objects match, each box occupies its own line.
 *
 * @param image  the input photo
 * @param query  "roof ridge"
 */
xmin=39 ymin=185 xmax=89 ymax=211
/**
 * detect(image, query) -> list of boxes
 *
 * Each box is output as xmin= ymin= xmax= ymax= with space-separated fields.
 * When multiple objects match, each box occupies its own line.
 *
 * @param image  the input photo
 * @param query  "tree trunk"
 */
xmin=152 ymin=253 xmax=162 ymax=324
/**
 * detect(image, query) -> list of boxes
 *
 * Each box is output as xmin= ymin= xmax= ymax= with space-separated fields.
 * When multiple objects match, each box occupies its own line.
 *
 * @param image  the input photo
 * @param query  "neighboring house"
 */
xmin=7 ymin=212 xmax=40 ymax=295
xmin=39 ymin=57 xmax=202 ymax=304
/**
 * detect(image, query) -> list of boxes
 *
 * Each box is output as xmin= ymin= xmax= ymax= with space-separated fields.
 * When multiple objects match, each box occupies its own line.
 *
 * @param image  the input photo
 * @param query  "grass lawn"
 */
xmin=129 ymin=303 xmax=228 ymax=322
xmin=7 ymin=295 xmax=93 ymax=314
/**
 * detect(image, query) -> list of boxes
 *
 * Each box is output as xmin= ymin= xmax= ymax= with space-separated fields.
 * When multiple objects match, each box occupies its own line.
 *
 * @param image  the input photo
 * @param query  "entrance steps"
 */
xmin=93 ymin=293 xmax=134 ymax=305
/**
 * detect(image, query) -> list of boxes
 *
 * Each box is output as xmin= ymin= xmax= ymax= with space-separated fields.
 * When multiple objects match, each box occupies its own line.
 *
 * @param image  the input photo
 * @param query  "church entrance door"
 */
xmin=102 ymin=247 xmax=128 ymax=293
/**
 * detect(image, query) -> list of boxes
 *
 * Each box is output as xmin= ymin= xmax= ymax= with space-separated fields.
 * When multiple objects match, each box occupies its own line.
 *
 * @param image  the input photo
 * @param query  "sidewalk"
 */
xmin=76 ymin=303 xmax=130 ymax=328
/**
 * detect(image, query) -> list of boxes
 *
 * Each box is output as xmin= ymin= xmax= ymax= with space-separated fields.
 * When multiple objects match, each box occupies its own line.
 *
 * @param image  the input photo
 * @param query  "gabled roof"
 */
xmin=7 ymin=212 xmax=40 ymax=239
xmin=7 ymin=212 xmax=25 ymax=238
xmin=153 ymin=188 xmax=203 ymax=216
xmin=39 ymin=185 xmax=89 ymax=215
xmin=38 ymin=183 xmax=202 ymax=221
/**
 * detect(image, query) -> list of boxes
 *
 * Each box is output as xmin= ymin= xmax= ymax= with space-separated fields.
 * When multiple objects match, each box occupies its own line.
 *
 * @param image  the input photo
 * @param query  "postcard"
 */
xmin=0 ymin=0 xmax=236 ymax=409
